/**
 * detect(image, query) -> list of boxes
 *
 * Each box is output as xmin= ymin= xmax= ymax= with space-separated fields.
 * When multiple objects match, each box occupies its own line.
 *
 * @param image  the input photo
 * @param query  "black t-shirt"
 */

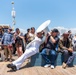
xmin=45 ymin=35 xmax=59 ymax=50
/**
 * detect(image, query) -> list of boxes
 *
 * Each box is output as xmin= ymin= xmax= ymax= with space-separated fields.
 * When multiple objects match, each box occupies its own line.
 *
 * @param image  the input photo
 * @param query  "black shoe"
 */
xmin=11 ymin=65 xmax=17 ymax=71
xmin=7 ymin=64 xmax=14 ymax=68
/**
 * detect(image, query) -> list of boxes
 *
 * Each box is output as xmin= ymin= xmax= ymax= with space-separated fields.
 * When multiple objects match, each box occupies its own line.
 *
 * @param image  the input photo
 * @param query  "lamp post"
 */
xmin=11 ymin=1 xmax=16 ymax=30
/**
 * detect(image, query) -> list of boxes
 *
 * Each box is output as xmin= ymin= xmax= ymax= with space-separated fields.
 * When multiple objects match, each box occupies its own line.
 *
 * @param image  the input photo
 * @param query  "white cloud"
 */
xmin=19 ymin=28 xmax=26 ymax=34
xmin=52 ymin=26 xmax=76 ymax=35
xmin=19 ymin=27 xmax=76 ymax=35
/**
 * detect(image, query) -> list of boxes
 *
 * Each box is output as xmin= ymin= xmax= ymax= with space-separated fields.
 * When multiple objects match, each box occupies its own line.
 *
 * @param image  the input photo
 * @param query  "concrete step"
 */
xmin=30 ymin=52 xmax=76 ymax=67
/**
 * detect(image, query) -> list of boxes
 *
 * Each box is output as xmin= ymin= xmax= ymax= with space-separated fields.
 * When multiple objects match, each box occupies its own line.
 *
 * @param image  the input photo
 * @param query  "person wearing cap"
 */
xmin=58 ymin=32 xmax=75 ymax=69
xmin=41 ymin=29 xmax=59 ymax=69
xmin=1 ymin=28 xmax=13 ymax=62
xmin=7 ymin=30 xmax=44 ymax=71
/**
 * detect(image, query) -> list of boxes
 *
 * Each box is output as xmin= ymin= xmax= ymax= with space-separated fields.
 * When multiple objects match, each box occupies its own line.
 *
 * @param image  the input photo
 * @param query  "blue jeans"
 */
xmin=41 ymin=48 xmax=57 ymax=65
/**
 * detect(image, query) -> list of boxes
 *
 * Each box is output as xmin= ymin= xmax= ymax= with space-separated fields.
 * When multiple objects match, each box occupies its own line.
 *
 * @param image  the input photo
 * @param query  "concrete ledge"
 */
xmin=30 ymin=53 xmax=45 ymax=66
xmin=30 ymin=52 xmax=76 ymax=66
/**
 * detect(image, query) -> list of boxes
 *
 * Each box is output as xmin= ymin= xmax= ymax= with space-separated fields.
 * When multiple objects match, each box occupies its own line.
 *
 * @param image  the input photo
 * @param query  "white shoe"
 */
xmin=51 ymin=65 xmax=54 ymax=69
xmin=44 ymin=64 xmax=51 ymax=68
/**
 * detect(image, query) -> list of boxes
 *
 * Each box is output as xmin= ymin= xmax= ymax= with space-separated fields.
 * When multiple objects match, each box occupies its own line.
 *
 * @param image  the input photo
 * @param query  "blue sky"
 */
xmin=0 ymin=0 xmax=76 ymax=30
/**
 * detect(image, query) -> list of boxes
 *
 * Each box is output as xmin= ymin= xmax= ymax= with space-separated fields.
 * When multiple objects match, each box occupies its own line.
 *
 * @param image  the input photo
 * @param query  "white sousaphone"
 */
xmin=36 ymin=20 xmax=51 ymax=35
xmin=26 ymin=20 xmax=51 ymax=48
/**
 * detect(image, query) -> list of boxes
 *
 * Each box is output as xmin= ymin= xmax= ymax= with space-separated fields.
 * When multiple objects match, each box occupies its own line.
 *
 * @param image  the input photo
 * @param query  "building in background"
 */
xmin=0 ymin=24 xmax=10 ymax=33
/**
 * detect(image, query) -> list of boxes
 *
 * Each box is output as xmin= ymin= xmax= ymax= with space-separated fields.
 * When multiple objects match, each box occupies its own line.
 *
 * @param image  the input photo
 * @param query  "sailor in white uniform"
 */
xmin=7 ymin=20 xmax=51 ymax=71
xmin=7 ymin=32 xmax=43 ymax=70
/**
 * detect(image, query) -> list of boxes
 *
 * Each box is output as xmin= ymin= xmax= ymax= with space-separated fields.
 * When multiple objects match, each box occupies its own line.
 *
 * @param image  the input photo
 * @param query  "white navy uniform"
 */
xmin=12 ymin=36 xmax=42 ymax=70
xmin=7 ymin=20 xmax=51 ymax=70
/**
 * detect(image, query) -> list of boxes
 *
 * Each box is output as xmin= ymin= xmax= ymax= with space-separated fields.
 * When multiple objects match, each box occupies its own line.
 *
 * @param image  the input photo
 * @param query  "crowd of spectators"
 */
xmin=0 ymin=27 xmax=76 ymax=69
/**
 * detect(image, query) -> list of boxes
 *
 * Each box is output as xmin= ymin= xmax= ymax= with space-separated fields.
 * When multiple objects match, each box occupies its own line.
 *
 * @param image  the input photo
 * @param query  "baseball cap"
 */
xmin=52 ymin=29 xmax=59 ymax=33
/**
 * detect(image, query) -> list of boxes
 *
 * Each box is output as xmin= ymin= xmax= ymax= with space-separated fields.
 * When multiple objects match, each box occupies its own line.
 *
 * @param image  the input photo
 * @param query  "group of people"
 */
xmin=41 ymin=29 xmax=75 ymax=69
xmin=0 ymin=27 xmax=36 ymax=61
xmin=0 ymin=26 xmax=76 ymax=71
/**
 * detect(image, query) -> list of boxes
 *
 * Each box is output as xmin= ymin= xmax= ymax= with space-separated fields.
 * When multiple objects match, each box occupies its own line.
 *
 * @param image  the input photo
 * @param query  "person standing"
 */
xmin=68 ymin=30 xmax=73 ymax=41
xmin=0 ymin=27 xmax=3 ymax=49
xmin=24 ymin=27 xmax=35 ymax=62
xmin=29 ymin=27 xmax=35 ymax=42
xmin=0 ymin=27 xmax=3 ymax=60
xmin=24 ymin=27 xmax=35 ymax=48
xmin=14 ymin=28 xmax=24 ymax=57
xmin=1 ymin=28 xmax=13 ymax=62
